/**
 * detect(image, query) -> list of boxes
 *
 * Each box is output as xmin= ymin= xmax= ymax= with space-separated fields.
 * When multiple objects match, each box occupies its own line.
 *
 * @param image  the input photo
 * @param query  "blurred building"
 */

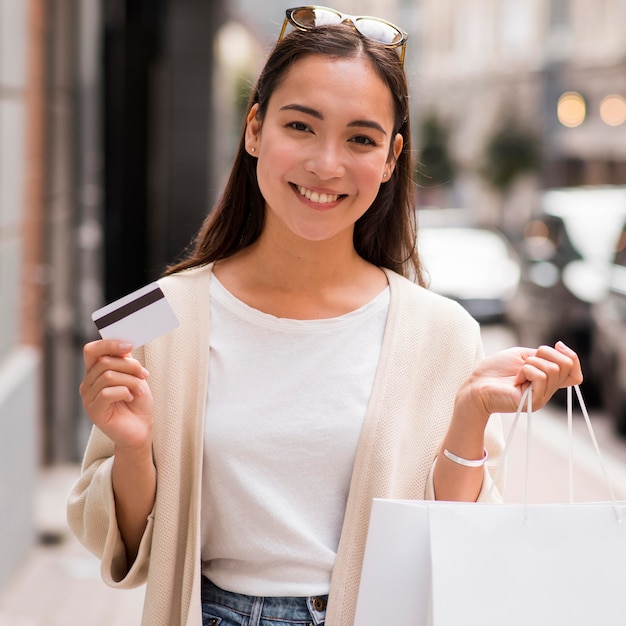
xmin=413 ymin=0 xmax=626 ymax=229
xmin=0 ymin=0 xmax=43 ymax=593
xmin=0 ymin=0 xmax=231 ymax=594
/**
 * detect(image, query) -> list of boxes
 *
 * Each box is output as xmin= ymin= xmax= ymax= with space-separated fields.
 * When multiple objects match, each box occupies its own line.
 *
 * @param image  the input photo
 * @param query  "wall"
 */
xmin=0 ymin=0 xmax=43 ymax=590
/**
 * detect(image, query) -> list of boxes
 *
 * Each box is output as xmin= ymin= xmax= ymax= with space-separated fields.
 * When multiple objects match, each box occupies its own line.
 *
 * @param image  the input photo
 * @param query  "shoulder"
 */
xmin=383 ymin=268 xmax=478 ymax=330
xmin=157 ymin=264 xmax=213 ymax=316
xmin=139 ymin=265 xmax=213 ymax=370
xmin=158 ymin=263 xmax=213 ymax=292
xmin=381 ymin=268 xmax=482 ymax=375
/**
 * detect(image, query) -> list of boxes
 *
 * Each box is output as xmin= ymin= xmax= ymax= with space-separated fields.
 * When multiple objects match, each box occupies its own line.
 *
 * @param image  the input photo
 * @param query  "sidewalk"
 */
xmin=0 ymin=464 xmax=144 ymax=626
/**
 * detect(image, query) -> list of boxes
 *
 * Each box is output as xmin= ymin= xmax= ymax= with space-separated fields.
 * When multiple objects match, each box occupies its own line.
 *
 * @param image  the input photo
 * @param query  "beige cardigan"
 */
xmin=67 ymin=264 xmax=504 ymax=626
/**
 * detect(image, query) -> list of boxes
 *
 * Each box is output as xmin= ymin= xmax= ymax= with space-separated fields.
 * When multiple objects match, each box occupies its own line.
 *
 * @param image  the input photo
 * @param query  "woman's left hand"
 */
xmin=458 ymin=341 xmax=583 ymax=421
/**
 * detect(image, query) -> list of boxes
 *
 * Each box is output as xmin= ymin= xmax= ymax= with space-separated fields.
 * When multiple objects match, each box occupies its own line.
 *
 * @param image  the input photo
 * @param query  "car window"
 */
xmin=608 ymin=224 xmax=626 ymax=301
xmin=522 ymin=215 xmax=581 ymax=267
xmin=614 ymin=227 xmax=626 ymax=268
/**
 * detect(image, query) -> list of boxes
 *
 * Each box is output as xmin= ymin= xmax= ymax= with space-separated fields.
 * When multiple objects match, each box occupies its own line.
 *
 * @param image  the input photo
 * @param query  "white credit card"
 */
xmin=92 ymin=282 xmax=179 ymax=348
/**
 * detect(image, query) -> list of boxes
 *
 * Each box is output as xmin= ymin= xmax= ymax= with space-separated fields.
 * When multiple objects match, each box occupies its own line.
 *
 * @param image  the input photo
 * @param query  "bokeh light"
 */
xmin=600 ymin=94 xmax=626 ymax=126
xmin=557 ymin=91 xmax=586 ymax=128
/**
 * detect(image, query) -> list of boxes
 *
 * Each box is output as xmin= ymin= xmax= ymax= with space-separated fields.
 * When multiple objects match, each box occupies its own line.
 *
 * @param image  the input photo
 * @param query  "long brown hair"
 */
xmin=166 ymin=25 xmax=424 ymax=284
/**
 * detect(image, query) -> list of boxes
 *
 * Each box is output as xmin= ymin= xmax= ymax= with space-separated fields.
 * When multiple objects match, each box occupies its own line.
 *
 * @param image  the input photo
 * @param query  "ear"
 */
xmin=383 ymin=133 xmax=404 ymax=182
xmin=245 ymin=103 xmax=261 ymax=155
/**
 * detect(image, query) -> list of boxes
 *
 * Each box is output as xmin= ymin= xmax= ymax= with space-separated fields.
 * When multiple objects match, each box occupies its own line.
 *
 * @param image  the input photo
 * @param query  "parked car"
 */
xmin=417 ymin=225 xmax=521 ymax=323
xmin=591 ymin=221 xmax=626 ymax=434
xmin=507 ymin=186 xmax=626 ymax=404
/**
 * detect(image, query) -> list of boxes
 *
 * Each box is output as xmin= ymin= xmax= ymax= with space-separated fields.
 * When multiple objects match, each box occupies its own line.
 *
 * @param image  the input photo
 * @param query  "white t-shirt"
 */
xmin=200 ymin=275 xmax=389 ymax=597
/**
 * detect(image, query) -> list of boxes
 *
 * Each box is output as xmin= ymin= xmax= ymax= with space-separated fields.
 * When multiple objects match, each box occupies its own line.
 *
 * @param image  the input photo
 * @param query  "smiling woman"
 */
xmin=68 ymin=6 xmax=583 ymax=626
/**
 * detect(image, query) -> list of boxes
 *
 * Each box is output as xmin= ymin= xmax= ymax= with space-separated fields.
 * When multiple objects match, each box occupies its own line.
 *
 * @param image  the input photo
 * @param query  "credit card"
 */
xmin=92 ymin=282 xmax=179 ymax=348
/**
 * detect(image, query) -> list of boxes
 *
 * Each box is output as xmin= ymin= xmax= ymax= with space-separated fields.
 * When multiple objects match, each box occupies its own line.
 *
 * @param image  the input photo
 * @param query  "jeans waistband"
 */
xmin=201 ymin=576 xmax=327 ymax=625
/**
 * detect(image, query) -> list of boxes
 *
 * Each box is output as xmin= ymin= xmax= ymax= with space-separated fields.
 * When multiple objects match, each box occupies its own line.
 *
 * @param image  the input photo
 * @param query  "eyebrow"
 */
xmin=279 ymin=103 xmax=388 ymax=135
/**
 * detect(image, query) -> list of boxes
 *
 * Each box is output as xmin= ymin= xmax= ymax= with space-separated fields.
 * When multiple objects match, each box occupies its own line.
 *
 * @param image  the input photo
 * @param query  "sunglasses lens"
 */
xmin=285 ymin=7 xmax=406 ymax=62
xmin=291 ymin=7 xmax=343 ymax=29
xmin=355 ymin=18 xmax=404 ymax=45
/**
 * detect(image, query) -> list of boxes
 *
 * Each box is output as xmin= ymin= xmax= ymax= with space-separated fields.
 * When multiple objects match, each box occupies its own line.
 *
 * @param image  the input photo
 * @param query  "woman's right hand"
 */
xmin=80 ymin=340 xmax=154 ymax=450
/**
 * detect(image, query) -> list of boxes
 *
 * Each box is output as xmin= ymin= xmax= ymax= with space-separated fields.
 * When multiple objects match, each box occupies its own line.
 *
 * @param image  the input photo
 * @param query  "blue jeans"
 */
xmin=201 ymin=577 xmax=327 ymax=626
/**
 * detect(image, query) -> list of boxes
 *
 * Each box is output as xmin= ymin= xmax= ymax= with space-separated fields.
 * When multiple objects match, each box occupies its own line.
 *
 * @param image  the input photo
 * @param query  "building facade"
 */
xmin=413 ymin=0 xmax=626 ymax=227
xmin=0 ymin=0 xmax=43 ymax=591
xmin=0 ymin=0 xmax=228 ymax=593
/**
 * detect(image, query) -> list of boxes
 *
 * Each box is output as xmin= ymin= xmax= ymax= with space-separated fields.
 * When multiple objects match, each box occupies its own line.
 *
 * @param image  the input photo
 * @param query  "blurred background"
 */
xmin=1 ymin=0 xmax=626 ymax=621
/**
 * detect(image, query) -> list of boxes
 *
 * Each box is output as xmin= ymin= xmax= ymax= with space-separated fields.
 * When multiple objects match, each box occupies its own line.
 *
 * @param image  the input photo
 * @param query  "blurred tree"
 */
xmin=415 ymin=114 xmax=455 ymax=187
xmin=481 ymin=117 xmax=541 ymax=192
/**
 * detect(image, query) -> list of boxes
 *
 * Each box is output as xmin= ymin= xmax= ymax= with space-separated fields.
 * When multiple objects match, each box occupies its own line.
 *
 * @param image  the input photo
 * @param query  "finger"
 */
xmin=515 ymin=362 xmax=550 ymax=407
xmin=516 ymin=345 xmax=572 ymax=385
xmin=513 ymin=353 xmax=554 ymax=386
xmin=85 ymin=354 xmax=148 ymax=383
xmin=555 ymin=341 xmax=584 ymax=386
xmin=527 ymin=353 xmax=563 ymax=385
xmin=85 ymin=384 xmax=135 ymax=411
xmin=82 ymin=372 xmax=149 ymax=418
xmin=83 ymin=340 xmax=134 ymax=371
xmin=515 ymin=347 xmax=566 ymax=401
xmin=533 ymin=343 xmax=581 ymax=389
xmin=515 ymin=343 xmax=582 ymax=408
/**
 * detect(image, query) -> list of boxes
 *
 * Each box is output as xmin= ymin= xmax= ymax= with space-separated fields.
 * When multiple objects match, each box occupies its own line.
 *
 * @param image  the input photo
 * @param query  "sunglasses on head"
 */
xmin=279 ymin=5 xmax=408 ymax=66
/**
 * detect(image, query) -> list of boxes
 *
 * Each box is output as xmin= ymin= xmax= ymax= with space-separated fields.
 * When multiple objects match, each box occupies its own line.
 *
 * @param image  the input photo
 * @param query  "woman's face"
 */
xmin=246 ymin=53 xmax=403 ymax=247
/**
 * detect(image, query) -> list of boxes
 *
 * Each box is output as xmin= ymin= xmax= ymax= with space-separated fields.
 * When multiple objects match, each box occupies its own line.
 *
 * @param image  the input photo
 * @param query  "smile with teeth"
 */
xmin=296 ymin=185 xmax=342 ymax=204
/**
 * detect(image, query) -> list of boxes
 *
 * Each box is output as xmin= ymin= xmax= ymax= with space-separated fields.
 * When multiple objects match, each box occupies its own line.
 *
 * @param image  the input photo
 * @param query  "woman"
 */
xmin=68 ymin=7 xmax=582 ymax=626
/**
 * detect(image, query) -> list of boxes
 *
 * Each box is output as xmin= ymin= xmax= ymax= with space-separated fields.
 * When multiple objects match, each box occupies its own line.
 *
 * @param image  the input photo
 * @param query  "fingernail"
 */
xmin=119 ymin=342 xmax=133 ymax=352
xmin=556 ymin=341 xmax=570 ymax=350
xmin=141 ymin=367 xmax=150 ymax=378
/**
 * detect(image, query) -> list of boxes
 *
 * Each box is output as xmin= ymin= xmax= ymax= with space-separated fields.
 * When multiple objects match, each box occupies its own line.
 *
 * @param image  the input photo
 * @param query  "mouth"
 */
xmin=294 ymin=184 xmax=345 ymax=205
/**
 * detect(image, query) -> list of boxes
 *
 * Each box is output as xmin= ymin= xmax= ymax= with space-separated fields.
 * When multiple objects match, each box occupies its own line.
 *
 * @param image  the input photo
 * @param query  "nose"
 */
xmin=304 ymin=140 xmax=346 ymax=180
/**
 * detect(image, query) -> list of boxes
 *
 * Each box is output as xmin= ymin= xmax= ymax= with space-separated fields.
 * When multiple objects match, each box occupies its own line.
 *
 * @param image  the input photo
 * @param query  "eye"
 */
xmin=350 ymin=135 xmax=377 ymax=147
xmin=287 ymin=121 xmax=311 ymax=132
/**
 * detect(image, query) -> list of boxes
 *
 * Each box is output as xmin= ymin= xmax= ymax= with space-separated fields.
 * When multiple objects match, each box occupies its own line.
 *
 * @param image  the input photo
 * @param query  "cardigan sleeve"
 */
xmin=422 ymin=319 xmax=506 ymax=503
xmin=66 ymin=347 xmax=154 ymax=589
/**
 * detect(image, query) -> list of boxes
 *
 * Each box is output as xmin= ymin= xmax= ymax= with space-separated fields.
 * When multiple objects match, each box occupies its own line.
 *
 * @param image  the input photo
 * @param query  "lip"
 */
xmin=291 ymin=183 xmax=346 ymax=210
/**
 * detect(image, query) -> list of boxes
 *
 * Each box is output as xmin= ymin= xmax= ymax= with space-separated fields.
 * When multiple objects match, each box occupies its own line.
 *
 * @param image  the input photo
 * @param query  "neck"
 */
xmin=212 ymin=214 xmax=388 ymax=319
xmin=247 ymin=228 xmax=365 ymax=290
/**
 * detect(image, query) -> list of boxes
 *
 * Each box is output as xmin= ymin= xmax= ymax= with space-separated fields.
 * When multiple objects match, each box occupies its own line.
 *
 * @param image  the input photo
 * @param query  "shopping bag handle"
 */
xmin=488 ymin=385 xmax=621 ymax=522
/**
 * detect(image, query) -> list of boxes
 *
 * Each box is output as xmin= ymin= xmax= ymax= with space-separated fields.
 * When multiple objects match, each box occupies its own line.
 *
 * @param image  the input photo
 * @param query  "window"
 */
xmin=499 ymin=0 xmax=532 ymax=57
xmin=549 ymin=0 xmax=571 ymax=30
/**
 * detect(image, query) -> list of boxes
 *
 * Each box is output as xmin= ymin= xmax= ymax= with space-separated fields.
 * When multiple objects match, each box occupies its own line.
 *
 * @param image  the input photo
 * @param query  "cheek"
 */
xmin=256 ymin=141 xmax=295 ymax=183
xmin=354 ymin=157 xmax=386 ymax=191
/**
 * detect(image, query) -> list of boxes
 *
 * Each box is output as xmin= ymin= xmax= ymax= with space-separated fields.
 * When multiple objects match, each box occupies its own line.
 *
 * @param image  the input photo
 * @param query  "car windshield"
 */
xmin=418 ymin=227 xmax=520 ymax=299
xmin=543 ymin=188 xmax=626 ymax=264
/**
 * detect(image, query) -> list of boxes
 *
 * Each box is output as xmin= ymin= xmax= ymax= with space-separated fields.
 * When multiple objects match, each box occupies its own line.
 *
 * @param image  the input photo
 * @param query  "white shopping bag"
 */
xmin=355 ymin=498 xmax=626 ymax=626
xmin=354 ymin=386 xmax=626 ymax=626
xmin=429 ymin=500 xmax=626 ymax=624
xmin=353 ymin=498 xmax=433 ymax=626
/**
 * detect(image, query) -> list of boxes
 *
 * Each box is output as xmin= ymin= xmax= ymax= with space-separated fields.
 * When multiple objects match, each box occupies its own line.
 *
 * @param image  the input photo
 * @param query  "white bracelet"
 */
xmin=443 ymin=447 xmax=488 ymax=468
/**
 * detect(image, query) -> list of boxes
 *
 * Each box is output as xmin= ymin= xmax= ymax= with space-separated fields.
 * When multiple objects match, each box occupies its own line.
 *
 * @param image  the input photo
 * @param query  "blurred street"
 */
xmin=0 ymin=465 xmax=144 ymax=626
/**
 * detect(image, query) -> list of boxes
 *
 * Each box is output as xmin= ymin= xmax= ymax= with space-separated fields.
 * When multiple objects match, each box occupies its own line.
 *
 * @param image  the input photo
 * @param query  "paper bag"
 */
xmin=354 ymin=498 xmax=626 ymax=626
xmin=354 ymin=498 xmax=432 ymax=626
xmin=429 ymin=500 xmax=626 ymax=624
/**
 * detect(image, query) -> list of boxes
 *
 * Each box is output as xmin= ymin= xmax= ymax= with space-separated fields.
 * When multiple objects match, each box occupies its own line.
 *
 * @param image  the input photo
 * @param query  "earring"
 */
xmin=383 ymin=172 xmax=388 ymax=179
xmin=250 ymin=147 xmax=256 ymax=153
